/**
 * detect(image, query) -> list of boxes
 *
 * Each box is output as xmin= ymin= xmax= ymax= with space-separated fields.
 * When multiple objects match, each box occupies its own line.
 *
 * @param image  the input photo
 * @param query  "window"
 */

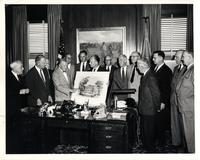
xmin=27 ymin=20 xmax=48 ymax=69
xmin=161 ymin=14 xmax=187 ymax=58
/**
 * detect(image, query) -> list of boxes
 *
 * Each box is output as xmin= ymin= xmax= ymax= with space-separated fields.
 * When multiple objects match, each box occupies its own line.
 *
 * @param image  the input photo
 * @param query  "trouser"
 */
xmin=140 ymin=115 xmax=156 ymax=152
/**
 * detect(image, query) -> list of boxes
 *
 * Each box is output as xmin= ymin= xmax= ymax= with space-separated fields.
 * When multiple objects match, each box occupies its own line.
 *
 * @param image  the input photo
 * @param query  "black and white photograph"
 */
xmin=1 ymin=1 xmax=199 ymax=160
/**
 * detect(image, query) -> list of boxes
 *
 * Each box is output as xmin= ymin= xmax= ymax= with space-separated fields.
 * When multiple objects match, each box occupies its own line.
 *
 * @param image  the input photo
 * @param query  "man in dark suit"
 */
xmin=26 ymin=55 xmax=53 ymax=107
xmin=75 ymin=50 xmax=91 ymax=71
xmin=6 ymin=60 xmax=29 ymax=153
xmin=176 ymin=51 xmax=194 ymax=153
xmin=102 ymin=55 xmax=117 ymax=106
xmin=152 ymin=50 xmax=172 ymax=146
xmin=137 ymin=59 xmax=161 ymax=152
xmin=170 ymin=50 xmax=187 ymax=149
xmin=111 ymin=54 xmax=129 ymax=100
xmin=89 ymin=55 xmax=105 ymax=72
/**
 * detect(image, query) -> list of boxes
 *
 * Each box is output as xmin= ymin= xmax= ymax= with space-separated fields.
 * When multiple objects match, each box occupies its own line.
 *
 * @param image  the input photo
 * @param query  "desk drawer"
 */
xmin=46 ymin=119 xmax=88 ymax=129
xmin=93 ymin=123 xmax=125 ymax=132
xmin=94 ymin=132 xmax=125 ymax=142
xmin=93 ymin=141 xmax=125 ymax=153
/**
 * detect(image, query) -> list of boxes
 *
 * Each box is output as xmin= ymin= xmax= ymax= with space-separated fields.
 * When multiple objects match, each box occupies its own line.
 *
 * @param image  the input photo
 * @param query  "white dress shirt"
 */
xmin=92 ymin=65 xmax=100 ymax=72
xmin=155 ymin=62 xmax=164 ymax=72
xmin=80 ymin=62 xmax=87 ymax=71
xmin=35 ymin=65 xmax=46 ymax=82
xmin=59 ymin=68 xmax=69 ymax=82
xmin=11 ymin=70 xmax=19 ymax=81
xmin=120 ymin=66 xmax=127 ymax=78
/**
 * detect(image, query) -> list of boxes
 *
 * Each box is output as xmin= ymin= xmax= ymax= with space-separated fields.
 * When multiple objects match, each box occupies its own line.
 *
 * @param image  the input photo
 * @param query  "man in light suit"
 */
xmin=127 ymin=51 xmax=142 ymax=104
xmin=176 ymin=51 xmax=194 ymax=153
xmin=170 ymin=50 xmax=187 ymax=149
xmin=112 ymin=54 xmax=129 ymax=100
xmin=75 ymin=50 xmax=91 ymax=71
xmin=65 ymin=53 xmax=75 ymax=88
xmin=137 ymin=59 xmax=161 ymax=152
xmin=26 ymin=55 xmax=53 ymax=106
xmin=53 ymin=59 xmax=73 ymax=102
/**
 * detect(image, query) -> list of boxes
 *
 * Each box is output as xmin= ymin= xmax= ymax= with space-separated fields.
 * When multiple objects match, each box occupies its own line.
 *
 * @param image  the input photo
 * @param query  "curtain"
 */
xmin=141 ymin=19 xmax=151 ymax=62
xmin=47 ymin=5 xmax=62 ymax=70
xmin=6 ymin=6 xmax=28 ymax=71
xmin=142 ymin=5 xmax=161 ymax=53
xmin=186 ymin=5 xmax=193 ymax=52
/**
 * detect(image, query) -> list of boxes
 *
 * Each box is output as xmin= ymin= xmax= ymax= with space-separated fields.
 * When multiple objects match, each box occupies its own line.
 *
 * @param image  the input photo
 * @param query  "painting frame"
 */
xmin=76 ymin=26 xmax=126 ymax=64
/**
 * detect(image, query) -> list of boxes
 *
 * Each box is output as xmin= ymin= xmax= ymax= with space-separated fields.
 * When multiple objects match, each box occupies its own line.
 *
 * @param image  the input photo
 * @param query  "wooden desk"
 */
xmin=16 ymin=113 xmax=135 ymax=153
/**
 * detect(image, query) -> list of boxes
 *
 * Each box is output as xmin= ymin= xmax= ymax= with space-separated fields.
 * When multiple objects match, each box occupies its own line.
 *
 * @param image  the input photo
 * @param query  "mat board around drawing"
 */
xmin=71 ymin=72 xmax=110 ymax=106
xmin=76 ymin=27 xmax=126 ymax=65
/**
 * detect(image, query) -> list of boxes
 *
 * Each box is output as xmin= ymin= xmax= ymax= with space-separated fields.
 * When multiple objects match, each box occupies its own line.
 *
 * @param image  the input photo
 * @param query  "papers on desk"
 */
xmin=108 ymin=112 xmax=127 ymax=121
xmin=117 ymin=100 xmax=127 ymax=109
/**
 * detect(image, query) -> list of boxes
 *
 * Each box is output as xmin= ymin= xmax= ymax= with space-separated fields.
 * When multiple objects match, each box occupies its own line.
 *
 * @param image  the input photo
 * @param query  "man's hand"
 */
xmin=37 ymin=98 xmax=42 ymax=106
xmin=157 ymin=103 xmax=165 ymax=112
xmin=48 ymin=95 xmax=53 ymax=103
xmin=160 ymin=103 xmax=165 ymax=110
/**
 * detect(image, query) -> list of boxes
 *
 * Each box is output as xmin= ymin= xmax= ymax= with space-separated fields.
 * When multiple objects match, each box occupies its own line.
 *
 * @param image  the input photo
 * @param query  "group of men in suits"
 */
xmin=6 ymin=48 xmax=194 ymax=153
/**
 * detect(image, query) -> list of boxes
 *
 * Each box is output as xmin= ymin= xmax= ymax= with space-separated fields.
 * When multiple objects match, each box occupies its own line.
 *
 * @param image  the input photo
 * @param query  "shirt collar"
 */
xmin=143 ymin=68 xmax=150 ymax=76
xmin=156 ymin=62 xmax=164 ymax=71
xmin=187 ymin=63 xmax=194 ymax=69
xmin=11 ymin=70 xmax=19 ymax=80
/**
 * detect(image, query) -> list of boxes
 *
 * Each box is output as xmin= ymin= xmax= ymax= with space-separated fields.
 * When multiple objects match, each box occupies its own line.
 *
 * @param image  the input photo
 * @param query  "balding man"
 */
xmin=6 ymin=60 xmax=29 ymax=153
xmin=112 ymin=54 xmax=129 ymax=100
xmin=26 ymin=55 xmax=53 ymax=106
xmin=53 ymin=59 xmax=74 ymax=102
xmin=6 ymin=60 xmax=29 ymax=118
xmin=176 ymin=51 xmax=194 ymax=153
xmin=170 ymin=50 xmax=187 ymax=148
xmin=137 ymin=59 xmax=161 ymax=152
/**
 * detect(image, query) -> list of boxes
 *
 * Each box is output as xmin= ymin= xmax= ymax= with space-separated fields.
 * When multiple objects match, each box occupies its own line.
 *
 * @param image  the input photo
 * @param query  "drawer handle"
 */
xmin=105 ymin=126 xmax=112 ymax=130
xmin=65 ymin=120 xmax=69 ymax=124
xmin=105 ymin=135 xmax=112 ymax=139
xmin=105 ymin=145 xmax=112 ymax=149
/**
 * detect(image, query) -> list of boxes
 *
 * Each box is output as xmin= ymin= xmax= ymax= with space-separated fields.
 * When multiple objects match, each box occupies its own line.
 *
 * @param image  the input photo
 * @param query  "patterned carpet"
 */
xmin=52 ymin=131 xmax=179 ymax=154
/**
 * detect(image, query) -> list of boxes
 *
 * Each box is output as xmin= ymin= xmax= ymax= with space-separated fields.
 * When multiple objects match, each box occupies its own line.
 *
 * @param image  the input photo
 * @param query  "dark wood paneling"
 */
xmin=62 ymin=5 xmax=138 ymax=64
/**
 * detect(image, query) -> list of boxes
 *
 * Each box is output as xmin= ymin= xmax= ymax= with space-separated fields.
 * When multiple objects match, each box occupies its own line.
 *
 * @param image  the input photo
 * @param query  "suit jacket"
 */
xmin=176 ymin=64 xmax=194 ymax=113
xmin=6 ymin=70 xmax=26 ymax=118
xmin=127 ymin=64 xmax=142 ymax=103
xmin=75 ymin=62 xmax=91 ymax=71
xmin=170 ymin=65 xmax=186 ymax=146
xmin=111 ymin=67 xmax=129 ymax=100
xmin=138 ymin=69 xmax=161 ymax=116
xmin=25 ymin=66 xmax=51 ymax=106
xmin=66 ymin=64 xmax=75 ymax=88
xmin=102 ymin=65 xmax=117 ymax=106
xmin=154 ymin=64 xmax=172 ymax=105
xmin=175 ymin=64 xmax=194 ymax=152
xmin=52 ymin=68 xmax=71 ymax=102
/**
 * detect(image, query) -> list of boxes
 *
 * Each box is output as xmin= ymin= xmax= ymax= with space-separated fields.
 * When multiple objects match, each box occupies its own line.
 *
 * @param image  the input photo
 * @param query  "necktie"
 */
xmin=130 ymin=65 xmax=136 ymax=83
xmin=40 ymin=69 xmax=46 ymax=84
xmin=82 ymin=63 xmax=84 ymax=71
xmin=122 ymin=67 xmax=125 ymax=80
xmin=154 ymin=66 xmax=158 ymax=72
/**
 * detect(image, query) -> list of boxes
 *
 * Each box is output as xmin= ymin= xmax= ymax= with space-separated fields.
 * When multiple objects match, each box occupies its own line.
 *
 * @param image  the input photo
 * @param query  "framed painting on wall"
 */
xmin=76 ymin=27 xmax=126 ymax=65
xmin=71 ymin=72 xmax=110 ymax=107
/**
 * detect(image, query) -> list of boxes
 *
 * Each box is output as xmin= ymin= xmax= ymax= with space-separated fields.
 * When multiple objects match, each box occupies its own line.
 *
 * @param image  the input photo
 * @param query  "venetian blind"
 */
xmin=161 ymin=15 xmax=187 ymax=56
xmin=27 ymin=21 xmax=48 ymax=55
